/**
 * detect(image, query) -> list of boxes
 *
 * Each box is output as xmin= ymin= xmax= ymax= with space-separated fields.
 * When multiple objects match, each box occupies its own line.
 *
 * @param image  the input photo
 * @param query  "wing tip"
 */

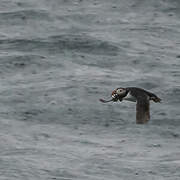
xmin=151 ymin=96 xmax=161 ymax=103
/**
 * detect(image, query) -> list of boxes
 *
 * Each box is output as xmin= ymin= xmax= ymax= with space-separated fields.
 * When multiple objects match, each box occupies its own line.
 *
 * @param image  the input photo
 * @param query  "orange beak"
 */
xmin=111 ymin=89 xmax=117 ymax=96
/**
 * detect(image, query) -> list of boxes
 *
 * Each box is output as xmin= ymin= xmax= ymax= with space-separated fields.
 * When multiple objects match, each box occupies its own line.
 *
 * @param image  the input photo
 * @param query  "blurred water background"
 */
xmin=0 ymin=0 xmax=180 ymax=179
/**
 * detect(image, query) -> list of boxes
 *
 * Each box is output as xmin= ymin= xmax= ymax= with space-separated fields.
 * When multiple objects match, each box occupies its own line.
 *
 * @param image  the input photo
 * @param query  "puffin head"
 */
xmin=111 ymin=87 xmax=127 ymax=102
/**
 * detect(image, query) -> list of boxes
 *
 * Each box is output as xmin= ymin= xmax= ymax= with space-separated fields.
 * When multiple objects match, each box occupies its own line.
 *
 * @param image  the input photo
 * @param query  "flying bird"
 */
xmin=99 ymin=87 xmax=161 ymax=124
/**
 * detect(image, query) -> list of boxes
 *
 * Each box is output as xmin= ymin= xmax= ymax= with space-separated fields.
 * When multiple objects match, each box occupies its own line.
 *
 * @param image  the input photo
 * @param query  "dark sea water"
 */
xmin=0 ymin=0 xmax=180 ymax=179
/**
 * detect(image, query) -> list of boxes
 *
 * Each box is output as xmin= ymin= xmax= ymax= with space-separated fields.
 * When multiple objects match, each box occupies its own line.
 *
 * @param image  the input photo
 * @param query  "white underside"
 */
xmin=123 ymin=92 xmax=136 ymax=102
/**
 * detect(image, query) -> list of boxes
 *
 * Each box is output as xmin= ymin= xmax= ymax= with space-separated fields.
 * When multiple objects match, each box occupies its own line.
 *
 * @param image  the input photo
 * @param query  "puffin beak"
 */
xmin=111 ymin=91 xmax=119 ymax=102
xmin=111 ymin=90 xmax=117 ymax=96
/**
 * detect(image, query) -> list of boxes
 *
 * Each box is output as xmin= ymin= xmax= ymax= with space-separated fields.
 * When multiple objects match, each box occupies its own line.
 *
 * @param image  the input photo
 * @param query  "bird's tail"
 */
xmin=150 ymin=95 xmax=161 ymax=103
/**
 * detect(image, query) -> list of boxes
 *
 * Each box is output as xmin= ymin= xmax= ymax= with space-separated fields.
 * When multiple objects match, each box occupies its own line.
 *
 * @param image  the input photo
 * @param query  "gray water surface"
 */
xmin=0 ymin=0 xmax=180 ymax=179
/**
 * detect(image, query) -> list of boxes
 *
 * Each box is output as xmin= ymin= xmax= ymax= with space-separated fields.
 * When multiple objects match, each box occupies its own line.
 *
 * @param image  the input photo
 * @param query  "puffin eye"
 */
xmin=116 ymin=88 xmax=123 ymax=94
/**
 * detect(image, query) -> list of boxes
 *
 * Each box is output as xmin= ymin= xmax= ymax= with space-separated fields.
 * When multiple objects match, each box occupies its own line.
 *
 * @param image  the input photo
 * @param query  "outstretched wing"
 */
xmin=136 ymin=96 xmax=150 ymax=124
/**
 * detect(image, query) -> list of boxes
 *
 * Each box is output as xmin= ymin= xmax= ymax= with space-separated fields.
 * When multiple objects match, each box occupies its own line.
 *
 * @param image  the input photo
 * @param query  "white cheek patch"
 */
xmin=116 ymin=89 xmax=124 ymax=95
xmin=116 ymin=89 xmax=121 ymax=95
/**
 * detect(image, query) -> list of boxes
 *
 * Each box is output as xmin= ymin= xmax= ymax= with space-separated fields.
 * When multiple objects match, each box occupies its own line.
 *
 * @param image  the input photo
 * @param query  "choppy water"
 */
xmin=0 ymin=0 xmax=180 ymax=179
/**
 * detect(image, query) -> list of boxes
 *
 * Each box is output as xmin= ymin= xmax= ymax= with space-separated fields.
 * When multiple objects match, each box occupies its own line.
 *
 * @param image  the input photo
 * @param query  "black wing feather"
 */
xmin=136 ymin=96 xmax=150 ymax=124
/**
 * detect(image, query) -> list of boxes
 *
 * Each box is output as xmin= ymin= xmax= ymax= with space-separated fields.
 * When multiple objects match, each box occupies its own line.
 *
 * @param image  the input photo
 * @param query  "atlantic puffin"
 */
xmin=99 ymin=87 xmax=161 ymax=124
